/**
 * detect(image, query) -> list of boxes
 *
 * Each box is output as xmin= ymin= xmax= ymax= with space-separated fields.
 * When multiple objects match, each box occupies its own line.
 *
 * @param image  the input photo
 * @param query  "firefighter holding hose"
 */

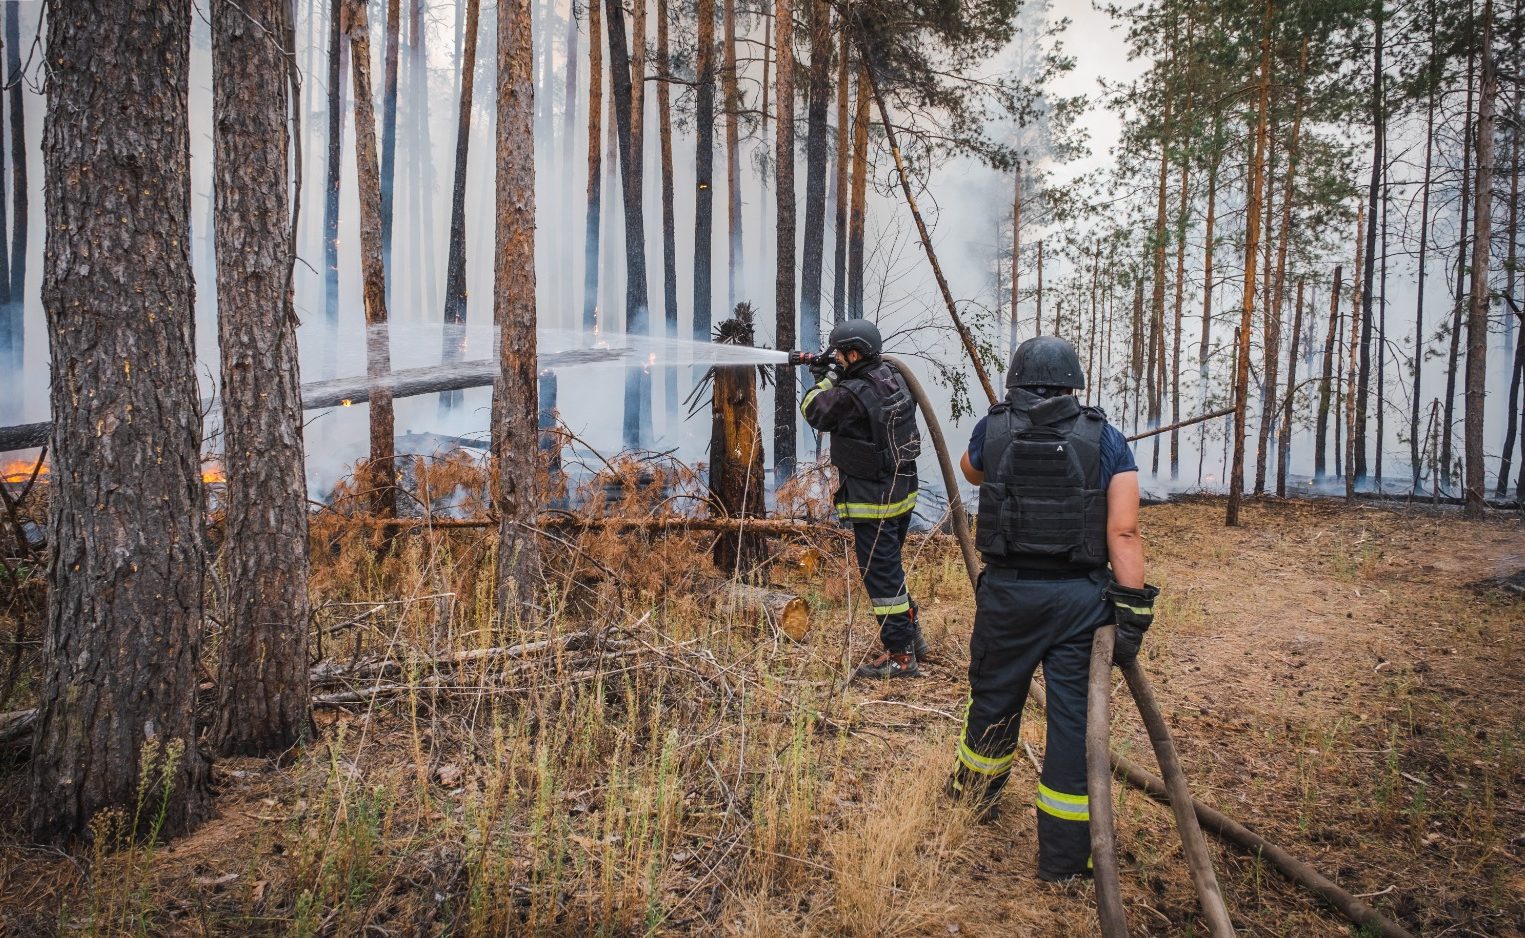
xmin=797 ymin=320 xmax=929 ymax=679
xmin=947 ymin=336 xmax=1159 ymax=882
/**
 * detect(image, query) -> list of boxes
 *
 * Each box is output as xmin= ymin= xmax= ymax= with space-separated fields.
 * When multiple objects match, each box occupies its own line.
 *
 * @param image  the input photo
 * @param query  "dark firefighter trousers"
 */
xmin=951 ymin=566 xmax=1111 ymax=879
xmin=851 ymin=513 xmax=916 ymax=653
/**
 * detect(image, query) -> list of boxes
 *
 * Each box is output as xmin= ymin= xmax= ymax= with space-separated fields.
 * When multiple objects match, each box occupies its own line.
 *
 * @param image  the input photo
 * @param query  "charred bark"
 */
xmin=846 ymin=59 xmax=869 ymax=319
xmin=440 ymin=0 xmax=481 ymax=413
xmin=1443 ymin=7 xmax=1476 ymax=488
xmin=1314 ymin=266 xmax=1342 ymax=479
xmin=29 ymin=0 xmax=212 ymax=844
xmin=799 ymin=0 xmax=831 ymax=352
xmin=722 ymin=0 xmax=745 ymax=307
xmin=6 ymin=1 xmax=24 ymax=309
xmin=606 ymin=0 xmax=653 ymax=449
xmin=657 ymin=0 xmax=680 ymax=422
xmin=347 ymin=0 xmax=397 ymax=520
xmin=583 ymin=0 xmax=603 ymax=331
xmin=1276 ymin=277 xmax=1305 ymax=497
xmin=710 ymin=309 xmax=768 ymax=573
xmin=693 ymin=0 xmax=715 ymax=340
xmin=1412 ymin=4 xmax=1436 ymax=489
xmin=323 ymin=0 xmax=347 ymax=338
xmin=773 ymin=0 xmax=797 ymax=479
xmin=210 ymin=0 xmax=312 ymax=756
xmin=493 ymin=0 xmax=543 ymax=618
xmin=380 ymin=0 xmax=401 ymax=281
xmin=1010 ymin=165 xmax=1021 ymax=353
xmin=832 ymin=22 xmax=849 ymax=324
xmin=1463 ymin=0 xmax=1495 ymax=519
xmin=1355 ymin=5 xmax=1384 ymax=483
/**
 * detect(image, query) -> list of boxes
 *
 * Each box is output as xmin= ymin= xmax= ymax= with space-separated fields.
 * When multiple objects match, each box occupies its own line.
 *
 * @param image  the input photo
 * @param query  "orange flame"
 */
xmin=2 ymin=458 xmax=48 ymax=484
xmin=201 ymin=460 xmax=225 ymax=485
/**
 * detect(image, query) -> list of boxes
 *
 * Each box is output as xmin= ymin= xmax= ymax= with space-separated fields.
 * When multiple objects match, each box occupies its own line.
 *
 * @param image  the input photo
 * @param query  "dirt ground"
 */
xmin=0 ymin=496 xmax=1522 ymax=936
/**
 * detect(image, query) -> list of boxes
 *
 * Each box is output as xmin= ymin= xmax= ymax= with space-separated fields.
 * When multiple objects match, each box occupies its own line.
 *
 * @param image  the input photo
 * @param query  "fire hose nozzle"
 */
xmin=788 ymin=351 xmax=818 ymax=367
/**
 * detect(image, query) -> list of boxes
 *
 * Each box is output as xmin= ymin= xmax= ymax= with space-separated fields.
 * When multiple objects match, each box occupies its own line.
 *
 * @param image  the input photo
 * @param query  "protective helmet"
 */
xmin=1006 ymin=336 xmax=1085 ymax=390
xmin=828 ymin=318 xmax=883 ymax=357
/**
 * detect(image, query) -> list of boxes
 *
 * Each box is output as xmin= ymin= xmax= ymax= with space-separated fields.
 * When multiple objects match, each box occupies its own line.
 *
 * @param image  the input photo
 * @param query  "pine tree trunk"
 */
xmin=1443 ymin=6 xmax=1476 ymax=487
xmin=693 ymin=0 xmax=715 ymax=339
xmin=1253 ymin=128 xmax=1278 ymax=495
xmin=4 ymin=0 xmax=25 ymax=411
xmin=774 ymin=0 xmax=796 ymax=478
xmin=1036 ymin=239 xmax=1044 ymax=333
xmin=561 ymin=4 xmax=580 ymax=335
xmin=1169 ymin=158 xmax=1190 ymax=478
xmin=606 ymin=0 xmax=653 ymax=450
xmin=1277 ymin=277 xmax=1305 ymax=496
xmin=831 ymin=24 xmax=849 ymax=325
xmin=1498 ymin=23 xmax=1521 ymax=496
xmin=846 ymin=58 xmax=870 ymax=319
xmin=1131 ymin=277 xmax=1144 ymax=433
xmin=380 ymin=0 xmax=401 ymax=281
xmin=347 ymin=0 xmax=397 ymax=520
xmin=1227 ymin=0 xmax=1273 ymax=527
xmin=722 ymin=0 xmax=745 ymax=307
xmin=1376 ymin=173 xmax=1389 ymax=486
xmin=439 ymin=0 xmax=480 ymax=412
xmin=409 ymin=0 xmax=438 ymax=317
xmin=630 ymin=0 xmax=646 ymax=176
xmin=1347 ymin=207 xmax=1366 ymax=501
xmin=1010 ymin=165 xmax=1021 ymax=354
xmin=1315 ymin=266 xmax=1342 ymax=479
xmin=1463 ymin=0 xmax=1495 ymax=519
xmin=657 ymin=0 xmax=680 ymax=420
xmin=210 ymin=0 xmax=311 ymax=757
xmin=583 ymin=0 xmax=603 ymax=330
xmin=1088 ymin=239 xmax=1101 ymax=407
xmin=799 ymin=0 xmax=830 ymax=352
xmin=29 ymin=0 xmax=212 ymax=844
xmin=711 ymin=311 xmax=768 ymax=572
xmin=1147 ymin=81 xmax=1171 ymax=476
xmin=1412 ymin=4 xmax=1436 ymax=489
xmin=324 ymin=0 xmax=347 ymax=341
xmin=1353 ymin=6 xmax=1383 ymax=483
xmin=493 ymin=0 xmax=542 ymax=617
xmin=1197 ymin=130 xmax=1219 ymax=400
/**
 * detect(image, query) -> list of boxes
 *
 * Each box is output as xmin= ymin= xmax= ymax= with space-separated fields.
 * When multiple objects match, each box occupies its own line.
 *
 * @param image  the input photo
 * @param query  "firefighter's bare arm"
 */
xmin=1105 ymin=470 xmax=1144 ymax=589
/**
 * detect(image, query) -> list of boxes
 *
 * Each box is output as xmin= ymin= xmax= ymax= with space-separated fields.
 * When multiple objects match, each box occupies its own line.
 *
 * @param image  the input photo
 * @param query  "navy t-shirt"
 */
xmin=967 ymin=414 xmax=1138 ymax=489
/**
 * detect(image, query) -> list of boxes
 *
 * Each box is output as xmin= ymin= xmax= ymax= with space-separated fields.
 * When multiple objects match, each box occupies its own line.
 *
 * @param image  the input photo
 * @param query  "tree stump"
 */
xmin=721 ymin=582 xmax=812 ymax=641
xmin=710 ymin=305 xmax=769 ymax=573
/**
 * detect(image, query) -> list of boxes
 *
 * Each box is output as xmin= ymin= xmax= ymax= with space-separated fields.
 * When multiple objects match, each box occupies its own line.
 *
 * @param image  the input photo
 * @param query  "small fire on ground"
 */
xmin=1 ymin=457 xmax=226 ymax=486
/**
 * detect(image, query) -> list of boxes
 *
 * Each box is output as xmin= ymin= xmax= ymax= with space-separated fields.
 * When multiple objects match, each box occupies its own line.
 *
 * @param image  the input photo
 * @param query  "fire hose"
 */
xmin=877 ymin=354 xmax=1412 ymax=938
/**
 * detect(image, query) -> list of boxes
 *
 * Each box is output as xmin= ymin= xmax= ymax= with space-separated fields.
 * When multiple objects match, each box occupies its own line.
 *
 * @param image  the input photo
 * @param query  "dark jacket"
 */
xmin=801 ymin=358 xmax=920 ymax=521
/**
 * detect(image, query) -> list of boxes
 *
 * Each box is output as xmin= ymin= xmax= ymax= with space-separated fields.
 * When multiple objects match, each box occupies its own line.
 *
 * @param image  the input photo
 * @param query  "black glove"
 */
xmin=809 ymin=357 xmax=843 ymax=385
xmin=1105 ymin=582 xmax=1160 ymax=666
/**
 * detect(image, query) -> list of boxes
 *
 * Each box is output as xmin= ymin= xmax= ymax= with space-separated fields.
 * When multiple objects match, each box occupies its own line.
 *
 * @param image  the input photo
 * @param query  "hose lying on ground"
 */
xmin=1087 ymin=624 xmax=1129 ymax=938
xmin=886 ymin=355 xmax=1413 ymax=938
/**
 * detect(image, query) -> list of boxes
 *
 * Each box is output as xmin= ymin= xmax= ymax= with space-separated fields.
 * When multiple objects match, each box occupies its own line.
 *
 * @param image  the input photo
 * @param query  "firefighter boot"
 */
xmin=909 ymin=600 xmax=931 ymax=663
xmin=854 ymin=648 xmax=920 ymax=680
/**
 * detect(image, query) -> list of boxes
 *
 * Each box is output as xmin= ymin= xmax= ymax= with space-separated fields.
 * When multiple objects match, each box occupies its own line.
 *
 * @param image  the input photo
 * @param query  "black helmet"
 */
xmin=1007 ymin=336 xmax=1085 ymax=390
xmin=828 ymin=318 xmax=883 ymax=357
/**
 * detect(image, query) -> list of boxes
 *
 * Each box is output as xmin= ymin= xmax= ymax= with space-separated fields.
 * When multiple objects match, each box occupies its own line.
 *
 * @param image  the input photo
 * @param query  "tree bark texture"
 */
xmin=1347 ymin=207 xmax=1366 ymax=501
xmin=583 ymin=0 xmax=603 ymax=331
xmin=799 ymin=0 xmax=831 ymax=352
xmin=440 ymin=0 xmax=481 ymax=413
xmin=846 ymin=59 xmax=870 ymax=319
xmin=773 ymin=0 xmax=797 ymax=478
xmin=210 ymin=0 xmax=312 ymax=757
xmin=1010 ymin=165 xmax=1021 ymax=354
xmin=1355 ymin=7 xmax=1383 ymax=483
xmin=1443 ymin=16 xmax=1476 ymax=486
xmin=1315 ymin=266 xmax=1342 ymax=478
xmin=1196 ymin=126 xmax=1220 ymax=397
xmin=1169 ymin=157 xmax=1190 ymax=478
xmin=493 ymin=0 xmax=543 ymax=621
xmin=3 ymin=0 xmax=26 ymax=416
xmin=347 ymin=0 xmax=397 ymax=520
xmin=323 ymin=0 xmax=347 ymax=334
xmin=711 ymin=314 xmax=768 ymax=573
xmin=1463 ymin=0 xmax=1494 ymax=519
xmin=380 ymin=0 xmax=401 ymax=282
xmin=1227 ymin=0 xmax=1273 ymax=527
xmin=832 ymin=23 xmax=849 ymax=325
xmin=1412 ymin=12 xmax=1436 ymax=489
xmin=606 ymin=0 xmax=653 ymax=450
xmin=30 ymin=0 xmax=212 ymax=844
xmin=722 ymin=0 xmax=745 ymax=308
xmin=693 ymin=0 xmax=715 ymax=340
xmin=657 ymin=0 xmax=680 ymax=422
xmin=1277 ymin=277 xmax=1305 ymax=497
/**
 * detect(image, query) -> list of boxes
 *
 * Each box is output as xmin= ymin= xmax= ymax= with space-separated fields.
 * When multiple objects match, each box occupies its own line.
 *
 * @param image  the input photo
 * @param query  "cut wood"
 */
xmin=719 ymin=582 xmax=811 ymax=641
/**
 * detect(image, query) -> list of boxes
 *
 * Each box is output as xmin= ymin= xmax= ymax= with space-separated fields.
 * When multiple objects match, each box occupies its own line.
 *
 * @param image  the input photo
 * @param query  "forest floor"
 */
xmin=0 ymin=487 xmax=1522 ymax=936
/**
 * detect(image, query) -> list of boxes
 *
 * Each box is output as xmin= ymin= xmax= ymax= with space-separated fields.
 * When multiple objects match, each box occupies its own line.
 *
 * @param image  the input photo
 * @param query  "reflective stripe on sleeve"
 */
xmin=1035 ymin=783 xmax=1089 ymax=822
xmin=799 ymin=377 xmax=835 ymax=417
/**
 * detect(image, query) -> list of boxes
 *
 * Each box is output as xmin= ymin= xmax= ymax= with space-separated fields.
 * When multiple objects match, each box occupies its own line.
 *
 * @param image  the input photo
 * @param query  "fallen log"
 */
xmin=336 ymin=514 xmax=848 ymax=538
xmin=718 ymin=582 xmax=812 ymax=641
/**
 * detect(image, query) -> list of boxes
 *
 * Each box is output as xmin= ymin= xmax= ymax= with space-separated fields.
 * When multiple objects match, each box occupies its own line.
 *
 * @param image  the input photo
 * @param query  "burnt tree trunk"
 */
xmin=1197 ymin=120 xmax=1220 ymax=404
xmin=29 ymin=0 xmax=212 ymax=844
xmin=711 ymin=311 xmax=768 ymax=573
xmin=583 ymin=0 xmax=603 ymax=330
xmin=832 ymin=22 xmax=849 ymax=324
xmin=799 ymin=0 xmax=830 ymax=352
xmin=323 ymin=0 xmax=347 ymax=340
xmin=3 ymin=0 xmax=25 ymax=416
xmin=693 ymin=0 xmax=715 ymax=340
xmin=1347 ymin=206 xmax=1366 ymax=501
xmin=1413 ymin=5 xmax=1436 ymax=489
xmin=1276 ymin=277 xmax=1305 ymax=497
xmin=1354 ymin=5 xmax=1384 ymax=483
xmin=347 ymin=0 xmax=397 ymax=520
xmin=1315 ymin=266 xmax=1343 ymax=479
xmin=1443 ymin=8 xmax=1476 ymax=487
xmin=440 ymin=0 xmax=480 ymax=413
xmin=210 ymin=0 xmax=312 ymax=756
xmin=493 ymin=0 xmax=542 ymax=618
xmin=773 ymin=0 xmax=796 ymax=479
xmin=380 ymin=0 xmax=401 ymax=281
xmin=1499 ymin=24 xmax=1521 ymax=495
xmin=1169 ymin=156 xmax=1190 ymax=478
xmin=560 ymin=3 xmax=580 ymax=334
xmin=1227 ymin=0 xmax=1273 ymax=527
xmin=1011 ymin=165 xmax=1021 ymax=353
xmin=1463 ymin=0 xmax=1495 ymax=519
xmin=846 ymin=58 xmax=869 ymax=319
xmin=657 ymin=0 xmax=680 ymax=423
xmin=722 ymin=0 xmax=745 ymax=307
xmin=606 ymin=0 xmax=653 ymax=450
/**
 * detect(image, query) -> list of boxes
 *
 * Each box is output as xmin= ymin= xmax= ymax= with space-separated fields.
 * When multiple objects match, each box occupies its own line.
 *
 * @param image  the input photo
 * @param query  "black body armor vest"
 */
xmin=829 ymin=360 xmax=923 ymax=482
xmin=975 ymin=391 xmax=1109 ymax=570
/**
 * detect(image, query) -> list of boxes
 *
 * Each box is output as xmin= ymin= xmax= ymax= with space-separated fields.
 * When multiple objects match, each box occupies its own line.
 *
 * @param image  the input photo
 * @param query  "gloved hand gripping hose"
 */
xmin=886 ymin=354 xmax=1410 ymax=938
